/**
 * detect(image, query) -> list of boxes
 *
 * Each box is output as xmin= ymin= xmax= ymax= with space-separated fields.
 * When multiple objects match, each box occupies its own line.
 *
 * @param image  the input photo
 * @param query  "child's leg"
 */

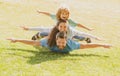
xmin=40 ymin=32 xmax=49 ymax=37
xmin=73 ymin=35 xmax=85 ymax=41
xmin=73 ymin=35 xmax=91 ymax=43
xmin=80 ymin=43 xmax=112 ymax=49
xmin=31 ymin=32 xmax=49 ymax=40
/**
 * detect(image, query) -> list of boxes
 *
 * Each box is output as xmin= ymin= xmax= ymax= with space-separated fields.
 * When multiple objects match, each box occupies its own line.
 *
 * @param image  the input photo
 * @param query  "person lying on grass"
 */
xmin=20 ymin=20 xmax=102 ymax=43
xmin=21 ymin=5 xmax=93 ymax=42
xmin=7 ymin=32 xmax=111 ymax=53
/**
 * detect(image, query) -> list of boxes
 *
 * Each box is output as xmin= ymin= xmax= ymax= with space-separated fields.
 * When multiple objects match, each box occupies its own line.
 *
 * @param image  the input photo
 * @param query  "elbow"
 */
xmin=34 ymin=41 xmax=40 ymax=46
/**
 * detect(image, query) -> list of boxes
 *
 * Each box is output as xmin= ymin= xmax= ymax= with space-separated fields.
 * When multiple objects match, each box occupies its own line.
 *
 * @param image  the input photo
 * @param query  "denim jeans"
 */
xmin=40 ymin=32 xmax=86 ymax=41
xmin=40 ymin=32 xmax=49 ymax=37
xmin=72 ymin=35 xmax=86 ymax=41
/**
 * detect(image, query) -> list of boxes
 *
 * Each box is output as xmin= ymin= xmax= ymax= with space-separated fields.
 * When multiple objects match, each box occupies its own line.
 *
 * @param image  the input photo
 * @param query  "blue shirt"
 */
xmin=50 ymin=14 xmax=77 ymax=28
xmin=40 ymin=38 xmax=80 ymax=53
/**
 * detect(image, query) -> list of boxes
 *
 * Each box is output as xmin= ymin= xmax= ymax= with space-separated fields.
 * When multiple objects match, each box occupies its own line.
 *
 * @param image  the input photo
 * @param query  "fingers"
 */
xmin=6 ymin=38 xmax=16 ymax=43
xmin=103 ymin=44 xmax=112 ymax=48
xmin=37 ymin=10 xmax=41 ymax=13
xmin=19 ymin=26 xmax=28 ymax=30
xmin=6 ymin=38 xmax=11 ymax=41
xmin=97 ymin=38 xmax=103 ymax=41
xmin=19 ymin=26 xmax=24 ymax=29
xmin=6 ymin=38 xmax=13 ymax=41
xmin=88 ymin=28 xmax=94 ymax=31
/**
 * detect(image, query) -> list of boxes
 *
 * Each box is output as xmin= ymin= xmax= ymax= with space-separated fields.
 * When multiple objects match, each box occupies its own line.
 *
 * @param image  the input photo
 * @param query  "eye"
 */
xmin=60 ymin=26 xmax=62 ymax=28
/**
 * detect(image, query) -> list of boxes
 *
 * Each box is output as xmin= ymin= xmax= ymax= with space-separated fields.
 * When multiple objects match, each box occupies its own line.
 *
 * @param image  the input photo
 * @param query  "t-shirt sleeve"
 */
xmin=69 ymin=40 xmax=80 ymax=50
xmin=50 ymin=14 xmax=57 ymax=20
xmin=68 ymin=19 xmax=77 ymax=28
xmin=40 ymin=38 xmax=48 ymax=47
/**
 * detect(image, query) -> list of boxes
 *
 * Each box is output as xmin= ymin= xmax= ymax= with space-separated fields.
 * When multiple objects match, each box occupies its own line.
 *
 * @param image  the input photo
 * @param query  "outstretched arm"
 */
xmin=20 ymin=26 xmax=53 ymax=31
xmin=37 ymin=10 xmax=57 ymax=21
xmin=77 ymin=23 xmax=93 ymax=31
xmin=7 ymin=38 xmax=40 ymax=46
xmin=71 ymin=28 xmax=102 ymax=41
xmin=37 ymin=10 xmax=51 ymax=16
xmin=20 ymin=26 xmax=29 ymax=30
xmin=68 ymin=19 xmax=93 ymax=31
xmin=80 ymin=43 xmax=112 ymax=49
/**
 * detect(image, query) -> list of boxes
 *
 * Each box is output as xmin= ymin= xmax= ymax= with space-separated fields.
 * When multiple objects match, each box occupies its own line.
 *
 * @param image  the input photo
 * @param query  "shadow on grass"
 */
xmin=6 ymin=47 xmax=109 ymax=64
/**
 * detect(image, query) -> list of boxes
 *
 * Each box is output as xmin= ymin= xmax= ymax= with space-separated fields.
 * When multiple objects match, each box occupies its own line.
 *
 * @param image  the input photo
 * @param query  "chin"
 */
xmin=61 ymin=18 xmax=66 ymax=20
xmin=63 ymin=19 xmax=67 ymax=20
xmin=59 ymin=48 xmax=64 ymax=50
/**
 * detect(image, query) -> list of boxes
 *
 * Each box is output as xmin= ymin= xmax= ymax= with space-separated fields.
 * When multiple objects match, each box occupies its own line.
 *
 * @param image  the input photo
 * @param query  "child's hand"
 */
xmin=36 ymin=10 xmax=50 ymax=16
xmin=88 ymin=28 xmax=94 ymax=31
xmin=102 ymin=44 xmax=112 ymax=48
xmin=7 ymin=38 xmax=17 ymax=43
xmin=37 ymin=10 xmax=42 ymax=13
xmin=19 ymin=26 xmax=29 ymax=30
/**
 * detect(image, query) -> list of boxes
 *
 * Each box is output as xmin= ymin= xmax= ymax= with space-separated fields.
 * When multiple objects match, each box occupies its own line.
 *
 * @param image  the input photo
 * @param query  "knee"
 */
xmin=34 ymin=41 xmax=40 ymax=46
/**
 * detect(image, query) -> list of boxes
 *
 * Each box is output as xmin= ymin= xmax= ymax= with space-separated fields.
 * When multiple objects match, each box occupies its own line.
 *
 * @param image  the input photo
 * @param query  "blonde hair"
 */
xmin=56 ymin=6 xmax=70 ymax=20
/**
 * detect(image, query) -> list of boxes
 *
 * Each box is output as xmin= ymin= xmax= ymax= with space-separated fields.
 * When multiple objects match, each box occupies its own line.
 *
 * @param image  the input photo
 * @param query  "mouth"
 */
xmin=59 ymin=47 xmax=64 ymax=50
xmin=62 ymin=17 xmax=66 ymax=19
xmin=59 ymin=48 xmax=63 ymax=50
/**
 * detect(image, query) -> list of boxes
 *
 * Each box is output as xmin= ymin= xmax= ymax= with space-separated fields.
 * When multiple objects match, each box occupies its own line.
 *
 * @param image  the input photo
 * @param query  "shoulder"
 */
xmin=50 ymin=14 xmax=56 ymax=17
xmin=50 ymin=14 xmax=57 ymax=20
xmin=68 ymin=19 xmax=77 ymax=27
xmin=68 ymin=19 xmax=73 ymax=22
xmin=67 ymin=39 xmax=80 ymax=49
xmin=40 ymin=38 xmax=48 ymax=47
xmin=67 ymin=39 xmax=77 ymax=44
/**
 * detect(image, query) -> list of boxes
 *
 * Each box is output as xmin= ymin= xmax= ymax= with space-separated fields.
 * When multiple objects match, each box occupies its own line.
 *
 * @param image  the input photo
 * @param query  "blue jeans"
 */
xmin=40 ymin=32 xmax=86 ymax=41
xmin=40 ymin=32 xmax=49 ymax=37
xmin=72 ymin=35 xmax=86 ymax=41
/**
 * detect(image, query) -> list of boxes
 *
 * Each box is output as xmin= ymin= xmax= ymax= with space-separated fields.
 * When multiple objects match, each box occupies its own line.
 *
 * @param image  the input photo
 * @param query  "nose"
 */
xmin=62 ymin=27 xmax=66 ymax=31
xmin=60 ymin=28 xmax=65 ymax=32
xmin=59 ymin=43 xmax=63 ymax=46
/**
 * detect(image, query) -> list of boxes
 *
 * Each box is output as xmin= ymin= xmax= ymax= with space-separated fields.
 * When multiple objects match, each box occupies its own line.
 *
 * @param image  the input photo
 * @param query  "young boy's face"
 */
xmin=56 ymin=37 xmax=67 ymax=50
xmin=60 ymin=10 xmax=69 ymax=20
xmin=58 ymin=22 xmax=68 ymax=32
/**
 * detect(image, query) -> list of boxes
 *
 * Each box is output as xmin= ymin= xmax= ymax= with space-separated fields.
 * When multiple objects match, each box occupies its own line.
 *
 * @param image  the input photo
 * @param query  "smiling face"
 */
xmin=57 ymin=22 xmax=68 ymax=32
xmin=56 ymin=8 xmax=70 ymax=20
xmin=60 ymin=9 xmax=69 ymax=20
xmin=56 ymin=37 xmax=67 ymax=50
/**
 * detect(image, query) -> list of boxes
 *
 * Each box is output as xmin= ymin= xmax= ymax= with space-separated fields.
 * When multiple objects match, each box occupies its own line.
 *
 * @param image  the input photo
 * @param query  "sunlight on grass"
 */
xmin=0 ymin=0 xmax=120 ymax=76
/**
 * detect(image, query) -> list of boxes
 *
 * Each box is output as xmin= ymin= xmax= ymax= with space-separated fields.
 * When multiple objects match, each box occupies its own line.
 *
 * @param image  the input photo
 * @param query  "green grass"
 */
xmin=0 ymin=0 xmax=120 ymax=76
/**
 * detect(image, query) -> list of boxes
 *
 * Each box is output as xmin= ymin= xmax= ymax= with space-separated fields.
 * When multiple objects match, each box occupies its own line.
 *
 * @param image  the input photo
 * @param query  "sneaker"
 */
xmin=31 ymin=32 xmax=40 ymax=40
xmin=85 ymin=38 xmax=91 ymax=43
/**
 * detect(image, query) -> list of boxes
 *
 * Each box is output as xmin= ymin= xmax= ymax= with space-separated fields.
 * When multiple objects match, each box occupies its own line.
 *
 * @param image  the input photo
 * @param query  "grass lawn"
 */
xmin=0 ymin=0 xmax=120 ymax=76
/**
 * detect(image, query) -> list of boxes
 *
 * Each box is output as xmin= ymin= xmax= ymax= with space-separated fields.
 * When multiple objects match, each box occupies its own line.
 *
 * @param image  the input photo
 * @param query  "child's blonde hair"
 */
xmin=56 ymin=4 xmax=70 ymax=20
